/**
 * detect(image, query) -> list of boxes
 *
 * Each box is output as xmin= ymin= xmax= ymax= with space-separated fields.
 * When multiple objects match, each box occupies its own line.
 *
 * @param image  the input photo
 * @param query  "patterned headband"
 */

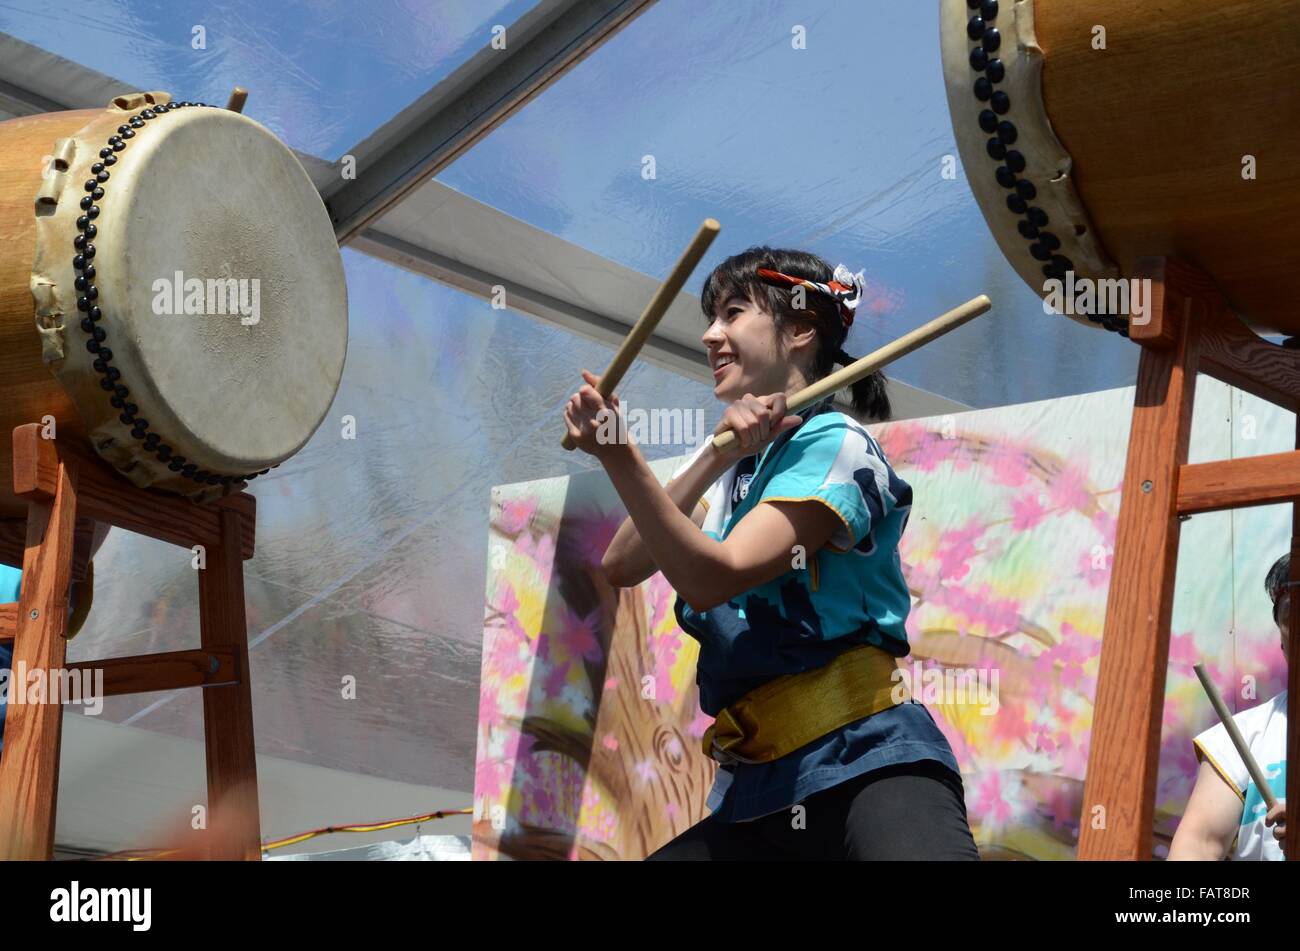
xmin=756 ymin=264 xmax=865 ymax=330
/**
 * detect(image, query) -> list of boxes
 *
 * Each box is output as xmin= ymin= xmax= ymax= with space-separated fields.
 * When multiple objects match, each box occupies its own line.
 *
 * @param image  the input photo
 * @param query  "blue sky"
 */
xmin=0 ymin=0 xmax=535 ymax=156
xmin=1 ymin=0 xmax=1139 ymax=406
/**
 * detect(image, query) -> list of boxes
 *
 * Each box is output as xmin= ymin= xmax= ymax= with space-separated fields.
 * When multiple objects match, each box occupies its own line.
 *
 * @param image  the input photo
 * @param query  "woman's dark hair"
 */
xmin=700 ymin=246 xmax=891 ymax=421
xmin=1267 ymin=552 xmax=1292 ymax=625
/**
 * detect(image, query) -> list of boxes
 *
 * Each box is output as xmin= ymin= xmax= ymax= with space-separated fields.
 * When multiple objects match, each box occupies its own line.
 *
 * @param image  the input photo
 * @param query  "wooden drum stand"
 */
xmin=0 ymin=423 xmax=261 ymax=859
xmin=1079 ymin=257 xmax=1300 ymax=860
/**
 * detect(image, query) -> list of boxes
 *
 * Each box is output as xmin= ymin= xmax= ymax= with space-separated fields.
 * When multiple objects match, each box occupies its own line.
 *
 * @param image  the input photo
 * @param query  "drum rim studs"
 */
xmin=956 ymin=0 xmax=1126 ymax=336
xmin=65 ymin=98 xmax=262 ymax=490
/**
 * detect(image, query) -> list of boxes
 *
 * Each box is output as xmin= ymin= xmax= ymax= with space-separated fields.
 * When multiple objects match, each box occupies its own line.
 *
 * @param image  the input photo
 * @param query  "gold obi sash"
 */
xmin=702 ymin=644 xmax=908 ymax=766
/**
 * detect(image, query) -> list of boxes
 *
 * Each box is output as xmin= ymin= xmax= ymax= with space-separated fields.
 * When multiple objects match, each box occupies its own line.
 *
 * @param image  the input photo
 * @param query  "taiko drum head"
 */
xmin=30 ymin=94 xmax=347 ymax=497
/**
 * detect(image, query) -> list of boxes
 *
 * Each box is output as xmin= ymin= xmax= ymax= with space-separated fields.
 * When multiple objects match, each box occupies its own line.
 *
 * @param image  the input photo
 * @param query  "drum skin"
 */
xmin=942 ymin=0 xmax=1300 ymax=336
xmin=0 ymin=92 xmax=348 ymax=517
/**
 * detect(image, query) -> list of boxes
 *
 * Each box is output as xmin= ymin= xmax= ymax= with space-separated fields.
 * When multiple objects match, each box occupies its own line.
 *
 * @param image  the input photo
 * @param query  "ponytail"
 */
xmin=833 ymin=349 xmax=891 ymax=421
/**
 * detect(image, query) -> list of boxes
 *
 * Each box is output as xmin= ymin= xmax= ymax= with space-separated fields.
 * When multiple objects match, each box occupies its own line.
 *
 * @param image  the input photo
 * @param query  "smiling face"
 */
xmin=702 ymin=292 xmax=817 ymax=404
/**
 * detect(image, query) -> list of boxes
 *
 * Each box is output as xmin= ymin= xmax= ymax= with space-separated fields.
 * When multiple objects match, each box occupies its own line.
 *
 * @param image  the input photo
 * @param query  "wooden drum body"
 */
xmin=941 ymin=0 xmax=1300 ymax=335
xmin=0 ymin=92 xmax=347 ymax=518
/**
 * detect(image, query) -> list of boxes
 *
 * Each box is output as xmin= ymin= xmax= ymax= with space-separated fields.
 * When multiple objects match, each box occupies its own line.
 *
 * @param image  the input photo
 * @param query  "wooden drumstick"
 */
xmin=561 ymin=218 xmax=720 ymax=450
xmin=1193 ymin=662 xmax=1279 ymax=810
xmin=710 ymin=294 xmax=992 ymax=453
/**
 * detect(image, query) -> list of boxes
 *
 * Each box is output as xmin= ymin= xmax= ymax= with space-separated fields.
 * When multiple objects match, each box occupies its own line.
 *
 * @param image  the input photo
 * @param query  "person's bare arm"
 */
xmin=572 ymin=377 xmax=802 ymax=592
xmin=1168 ymin=760 xmax=1243 ymax=860
xmin=602 ymin=501 xmax=706 ymax=589
xmin=596 ymin=441 xmax=840 ymax=612
xmin=601 ymin=445 xmax=731 ymax=588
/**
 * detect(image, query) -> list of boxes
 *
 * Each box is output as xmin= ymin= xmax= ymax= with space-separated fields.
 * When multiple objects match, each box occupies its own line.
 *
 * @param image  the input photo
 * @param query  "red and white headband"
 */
xmin=756 ymin=263 xmax=865 ymax=330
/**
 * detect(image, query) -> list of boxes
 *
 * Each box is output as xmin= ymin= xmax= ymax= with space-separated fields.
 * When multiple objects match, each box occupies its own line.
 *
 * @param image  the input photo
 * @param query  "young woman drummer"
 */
xmin=562 ymin=246 xmax=978 ymax=860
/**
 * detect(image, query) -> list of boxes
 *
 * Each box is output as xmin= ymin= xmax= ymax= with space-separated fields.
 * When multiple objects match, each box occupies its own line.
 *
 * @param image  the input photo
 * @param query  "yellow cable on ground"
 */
xmin=88 ymin=806 xmax=473 ymax=860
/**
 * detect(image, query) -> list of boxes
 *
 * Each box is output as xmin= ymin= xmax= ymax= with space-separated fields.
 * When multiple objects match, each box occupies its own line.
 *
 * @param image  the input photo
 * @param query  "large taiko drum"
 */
xmin=940 ymin=0 xmax=1300 ymax=335
xmin=0 ymin=91 xmax=347 ymax=518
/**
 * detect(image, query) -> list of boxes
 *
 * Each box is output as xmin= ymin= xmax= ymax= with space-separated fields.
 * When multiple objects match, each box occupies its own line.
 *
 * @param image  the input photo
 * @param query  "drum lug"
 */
xmin=34 ymin=138 xmax=76 ymax=214
xmin=29 ymin=281 xmax=67 ymax=364
xmin=110 ymin=90 xmax=171 ymax=113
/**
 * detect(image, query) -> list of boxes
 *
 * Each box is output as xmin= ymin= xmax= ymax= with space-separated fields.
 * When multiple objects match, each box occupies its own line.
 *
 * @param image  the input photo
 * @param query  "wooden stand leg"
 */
xmin=0 ymin=457 xmax=78 ymax=860
xmin=198 ymin=507 xmax=261 ymax=860
xmin=3 ymin=425 xmax=262 ymax=860
xmin=1078 ymin=265 xmax=1201 ymax=860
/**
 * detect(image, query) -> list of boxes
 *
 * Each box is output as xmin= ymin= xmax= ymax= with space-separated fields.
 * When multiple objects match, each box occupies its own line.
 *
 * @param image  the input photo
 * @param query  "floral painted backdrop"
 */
xmin=474 ymin=377 xmax=1292 ymax=859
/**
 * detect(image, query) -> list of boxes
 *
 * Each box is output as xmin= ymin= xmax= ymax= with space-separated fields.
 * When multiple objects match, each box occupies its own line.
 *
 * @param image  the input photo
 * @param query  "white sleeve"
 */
xmin=668 ymin=436 xmax=730 ymax=517
xmin=1192 ymin=695 xmax=1285 ymax=800
xmin=1193 ymin=721 xmax=1249 ymax=797
xmin=669 ymin=435 xmax=715 ymax=482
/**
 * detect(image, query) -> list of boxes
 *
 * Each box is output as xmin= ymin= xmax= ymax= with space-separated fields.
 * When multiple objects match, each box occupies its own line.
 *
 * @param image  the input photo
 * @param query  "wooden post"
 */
xmin=0 ymin=456 xmax=77 ymax=859
xmin=1078 ymin=259 xmax=1202 ymax=859
xmin=1081 ymin=257 xmax=1300 ymax=859
xmin=198 ymin=507 xmax=262 ymax=860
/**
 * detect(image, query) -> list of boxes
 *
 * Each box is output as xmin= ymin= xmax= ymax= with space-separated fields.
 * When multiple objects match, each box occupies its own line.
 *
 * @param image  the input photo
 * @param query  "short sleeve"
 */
xmin=757 ymin=414 xmax=891 ymax=552
xmin=1193 ymin=721 xmax=1249 ymax=800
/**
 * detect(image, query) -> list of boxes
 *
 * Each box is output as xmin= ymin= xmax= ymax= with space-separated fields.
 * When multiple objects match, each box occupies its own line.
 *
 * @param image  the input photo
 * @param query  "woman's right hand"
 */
xmin=711 ymin=392 xmax=803 ymax=464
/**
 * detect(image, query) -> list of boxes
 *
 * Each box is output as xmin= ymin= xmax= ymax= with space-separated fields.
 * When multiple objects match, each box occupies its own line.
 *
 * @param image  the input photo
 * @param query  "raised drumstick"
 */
xmin=1193 ymin=662 xmax=1279 ymax=810
xmin=710 ymin=294 xmax=992 ymax=453
xmin=560 ymin=219 xmax=721 ymax=450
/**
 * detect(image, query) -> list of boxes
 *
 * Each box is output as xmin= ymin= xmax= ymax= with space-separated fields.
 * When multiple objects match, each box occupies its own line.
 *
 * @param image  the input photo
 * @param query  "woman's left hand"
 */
xmin=563 ymin=369 xmax=624 ymax=457
xmin=1265 ymin=801 xmax=1287 ymax=855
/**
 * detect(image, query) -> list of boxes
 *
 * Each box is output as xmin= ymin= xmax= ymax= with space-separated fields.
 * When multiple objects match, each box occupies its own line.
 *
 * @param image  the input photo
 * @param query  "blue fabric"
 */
xmin=673 ymin=397 xmax=959 ymax=822
xmin=0 ymin=565 xmax=17 ymax=603
xmin=0 ymin=563 xmax=20 ymax=758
